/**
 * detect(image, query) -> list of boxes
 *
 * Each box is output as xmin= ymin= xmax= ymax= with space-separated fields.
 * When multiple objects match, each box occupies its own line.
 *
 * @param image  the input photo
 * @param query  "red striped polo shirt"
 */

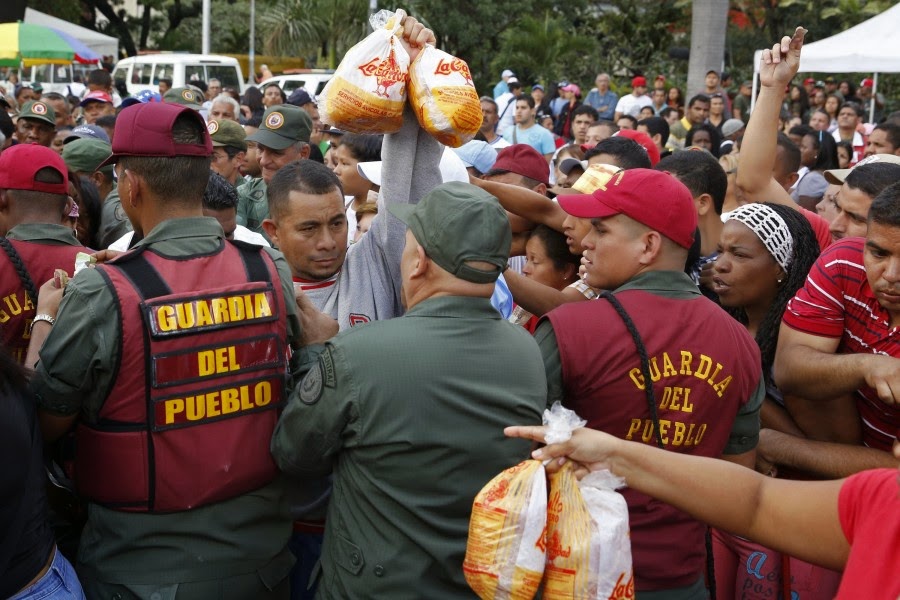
xmin=783 ymin=237 xmax=900 ymax=451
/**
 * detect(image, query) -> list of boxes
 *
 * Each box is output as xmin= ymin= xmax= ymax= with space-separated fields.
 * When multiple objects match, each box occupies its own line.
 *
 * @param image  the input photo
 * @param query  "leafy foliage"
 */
xmin=490 ymin=12 xmax=596 ymax=89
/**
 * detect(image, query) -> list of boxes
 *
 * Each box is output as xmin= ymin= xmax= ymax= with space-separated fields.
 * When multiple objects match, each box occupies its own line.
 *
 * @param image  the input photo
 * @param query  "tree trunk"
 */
xmin=140 ymin=5 xmax=152 ymax=51
xmin=84 ymin=0 xmax=137 ymax=57
xmin=687 ymin=0 xmax=729 ymax=98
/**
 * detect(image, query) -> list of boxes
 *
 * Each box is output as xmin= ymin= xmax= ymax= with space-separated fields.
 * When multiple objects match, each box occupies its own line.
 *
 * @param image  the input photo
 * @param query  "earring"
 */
xmin=777 ymin=278 xmax=783 ymax=283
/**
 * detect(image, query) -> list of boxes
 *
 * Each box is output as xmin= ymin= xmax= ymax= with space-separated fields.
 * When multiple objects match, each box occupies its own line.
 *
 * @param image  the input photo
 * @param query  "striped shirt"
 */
xmin=783 ymin=237 xmax=900 ymax=451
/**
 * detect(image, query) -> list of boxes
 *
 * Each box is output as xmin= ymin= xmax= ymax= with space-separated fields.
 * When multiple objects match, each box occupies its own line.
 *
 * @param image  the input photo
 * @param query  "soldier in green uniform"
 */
xmin=239 ymin=105 xmax=312 ymax=236
xmin=29 ymin=102 xmax=311 ymax=599
xmin=271 ymin=181 xmax=547 ymax=599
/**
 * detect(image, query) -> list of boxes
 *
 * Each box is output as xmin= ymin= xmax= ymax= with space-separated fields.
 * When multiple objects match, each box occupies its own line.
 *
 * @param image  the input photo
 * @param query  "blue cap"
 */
xmin=63 ymin=124 xmax=111 ymax=145
xmin=287 ymin=88 xmax=313 ymax=106
xmin=452 ymin=140 xmax=498 ymax=175
xmin=121 ymin=90 xmax=163 ymax=108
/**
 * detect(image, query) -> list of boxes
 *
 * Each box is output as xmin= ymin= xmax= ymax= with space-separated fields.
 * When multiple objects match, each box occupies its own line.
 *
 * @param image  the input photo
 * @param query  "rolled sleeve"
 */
xmin=723 ymin=374 xmax=764 ymax=455
xmin=534 ymin=319 xmax=564 ymax=407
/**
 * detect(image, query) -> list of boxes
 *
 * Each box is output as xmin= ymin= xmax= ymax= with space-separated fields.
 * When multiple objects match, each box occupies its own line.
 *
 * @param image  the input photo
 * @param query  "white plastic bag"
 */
xmin=317 ymin=9 xmax=409 ymax=133
xmin=541 ymin=402 xmax=634 ymax=599
xmin=463 ymin=460 xmax=547 ymax=599
xmin=408 ymin=45 xmax=482 ymax=147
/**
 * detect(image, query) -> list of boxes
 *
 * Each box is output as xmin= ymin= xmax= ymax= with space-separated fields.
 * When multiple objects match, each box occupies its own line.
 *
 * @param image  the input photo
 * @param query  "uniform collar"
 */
xmin=6 ymin=223 xmax=82 ymax=246
xmin=614 ymin=270 xmax=700 ymax=299
xmin=135 ymin=216 xmax=224 ymax=248
xmin=404 ymin=295 xmax=501 ymax=319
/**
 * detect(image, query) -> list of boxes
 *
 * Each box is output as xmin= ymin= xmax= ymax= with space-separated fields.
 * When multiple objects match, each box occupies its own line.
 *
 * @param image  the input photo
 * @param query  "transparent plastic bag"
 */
xmin=541 ymin=402 xmax=634 ymax=599
xmin=317 ymin=9 xmax=409 ymax=133
xmin=464 ymin=460 xmax=547 ymax=600
xmin=408 ymin=45 xmax=482 ymax=147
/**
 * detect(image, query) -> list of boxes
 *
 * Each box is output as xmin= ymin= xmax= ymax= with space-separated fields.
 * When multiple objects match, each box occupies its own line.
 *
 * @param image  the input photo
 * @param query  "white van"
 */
xmin=112 ymin=54 xmax=245 ymax=96
xmin=25 ymin=63 xmax=95 ymax=96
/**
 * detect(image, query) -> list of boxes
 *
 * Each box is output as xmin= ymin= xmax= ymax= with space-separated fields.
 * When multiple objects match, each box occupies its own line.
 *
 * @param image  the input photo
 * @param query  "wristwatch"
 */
xmin=30 ymin=313 xmax=56 ymax=332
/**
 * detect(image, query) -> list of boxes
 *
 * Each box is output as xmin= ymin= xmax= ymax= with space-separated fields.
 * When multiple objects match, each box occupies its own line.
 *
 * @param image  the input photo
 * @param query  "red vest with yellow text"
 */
xmin=0 ymin=238 xmax=86 ymax=364
xmin=546 ymin=288 xmax=761 ymax=591
xmin=75 ymin=240 xmax=289 ymax=513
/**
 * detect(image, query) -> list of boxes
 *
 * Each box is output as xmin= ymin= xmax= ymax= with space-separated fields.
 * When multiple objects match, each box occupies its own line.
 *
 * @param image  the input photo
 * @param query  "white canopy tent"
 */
xmin=24 ymin=8 xmax=119 ymax=58
xmin=751 ymin=4 xmax=900 ymax=122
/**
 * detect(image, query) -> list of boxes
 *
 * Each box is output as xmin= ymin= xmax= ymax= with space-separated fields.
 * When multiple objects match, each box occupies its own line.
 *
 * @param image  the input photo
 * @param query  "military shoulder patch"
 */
xmin=299 ymin=359 xmax=324 ymax=405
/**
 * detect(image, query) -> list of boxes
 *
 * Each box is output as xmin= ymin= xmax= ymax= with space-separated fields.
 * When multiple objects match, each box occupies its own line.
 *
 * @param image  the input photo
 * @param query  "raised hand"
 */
xmin=759 ymin=26 xmax=806 ymax=90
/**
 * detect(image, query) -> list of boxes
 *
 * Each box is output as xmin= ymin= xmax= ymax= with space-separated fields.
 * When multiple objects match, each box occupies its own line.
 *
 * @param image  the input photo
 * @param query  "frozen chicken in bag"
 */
xmin=317 ymin=9 xmax=410 ymax=134
xmin=463 ymin=460 xmax=547 ymax=599
xmin=408 ymin=45 xmax=482 ymax=147
xmin=541 ymin=402 xmax=634 ymax=600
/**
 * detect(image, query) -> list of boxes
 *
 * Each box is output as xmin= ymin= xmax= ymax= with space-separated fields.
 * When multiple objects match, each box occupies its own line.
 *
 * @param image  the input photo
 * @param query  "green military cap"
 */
xmin=207 ymin=118 xmax=247 ymax=152
xmin=388 ymin=181 xmax=511 ymax=284
xmin=163 ymin=87 xmax=204 ymax=110
xmin=18 ymin=100 xmax=56 ymax=127
xmin=246 ymin=104 xmax=312 ymax=150
xmin=62 ymin=138 xmax=114 ymax=175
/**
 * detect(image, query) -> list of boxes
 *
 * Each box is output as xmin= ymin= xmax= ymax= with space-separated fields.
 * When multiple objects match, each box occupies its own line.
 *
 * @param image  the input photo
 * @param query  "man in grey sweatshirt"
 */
xmin=263 ymin=106 xmax=442 ymax=330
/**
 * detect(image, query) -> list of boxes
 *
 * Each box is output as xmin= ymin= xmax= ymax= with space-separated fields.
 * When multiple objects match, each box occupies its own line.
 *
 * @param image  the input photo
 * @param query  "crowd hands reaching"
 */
xmin=1 ymin=14 xmax=898 ymax=600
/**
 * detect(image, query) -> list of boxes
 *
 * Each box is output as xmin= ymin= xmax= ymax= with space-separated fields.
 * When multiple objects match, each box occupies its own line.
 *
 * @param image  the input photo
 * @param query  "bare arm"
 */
xmin=785 ymin=392 xmax=861 ymax=443
xmin=504 ymin=269 xmax=591 ymax=316
xmin=471 ymin=176 xmax=566 ymax=232
xmin=760 ymin=397 xmax=805 ymax=437
xmin=735 ymin=28 xmax=802 ymax=207
xmin=757 ymin=428 xmax=898 ymax=479
xmin=505 ymin=424 xmax=850 ymax=571
xmin=774 ymin=323 xmax=900 ymax=404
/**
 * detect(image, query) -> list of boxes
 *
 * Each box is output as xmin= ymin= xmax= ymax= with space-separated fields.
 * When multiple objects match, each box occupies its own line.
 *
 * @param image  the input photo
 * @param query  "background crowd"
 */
xmin=0 ymin=15 xmax=898 ymax=600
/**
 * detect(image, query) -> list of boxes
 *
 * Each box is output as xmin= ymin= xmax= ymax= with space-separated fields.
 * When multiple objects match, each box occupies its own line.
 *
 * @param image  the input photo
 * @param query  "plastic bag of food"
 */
xmin=408 ymin=45 xmax=482 ymax=147
xmin=541 ymin=402 xmax=634 ymax=600
xmin=463 ymin=459 xmax=547 ymax=599
xmin=317 ymin=9 xmax=410 ymax=134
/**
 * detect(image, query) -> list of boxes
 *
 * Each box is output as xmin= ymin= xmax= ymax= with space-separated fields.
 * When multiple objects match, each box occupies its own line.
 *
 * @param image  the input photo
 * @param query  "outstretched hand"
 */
xmin=759 ymin=26 xmax=806 ymax=90
xmin=504 ymin=424 xmax=622 ymax=479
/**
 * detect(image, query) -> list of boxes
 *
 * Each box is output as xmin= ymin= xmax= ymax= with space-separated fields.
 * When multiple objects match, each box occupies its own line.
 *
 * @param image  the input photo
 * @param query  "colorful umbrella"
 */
xmin=49 ymin=27 xmax=102 ymax=64
xmin=0 ymin=22 xmax=76 ymax=68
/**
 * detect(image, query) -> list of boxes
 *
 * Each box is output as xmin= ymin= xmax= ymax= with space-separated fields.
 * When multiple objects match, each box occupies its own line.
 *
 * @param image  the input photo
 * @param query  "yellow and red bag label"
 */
xmin=409 ymin=45 xmax=482 ymax=147
xmin=464 ymin=460 xmax=547 ymax=599
xmin=318 ymin=10 xmax=409 ymax=134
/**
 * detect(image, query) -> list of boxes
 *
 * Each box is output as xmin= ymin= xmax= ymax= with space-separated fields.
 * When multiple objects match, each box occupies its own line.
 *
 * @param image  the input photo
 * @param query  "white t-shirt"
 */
xmin=495 ymin=93 xmax=517 ymax=135
xmin=615 ymin=93 xmax=653 ymax=118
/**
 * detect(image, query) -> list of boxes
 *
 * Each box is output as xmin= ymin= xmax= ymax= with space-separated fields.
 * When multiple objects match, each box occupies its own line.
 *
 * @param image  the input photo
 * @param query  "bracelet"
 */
xmin=31 ymin=313 xmax=56 ymax=331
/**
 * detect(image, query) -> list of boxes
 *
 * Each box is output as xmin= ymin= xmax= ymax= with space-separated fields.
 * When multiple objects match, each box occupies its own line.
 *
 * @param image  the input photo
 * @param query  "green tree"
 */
xmin=554 ymin=0 xmax=689 ymax=96
xmin=490 ymin=12 xmax=596 ymax=88
xmin=258 ymin=0 xmax=370 ymax=68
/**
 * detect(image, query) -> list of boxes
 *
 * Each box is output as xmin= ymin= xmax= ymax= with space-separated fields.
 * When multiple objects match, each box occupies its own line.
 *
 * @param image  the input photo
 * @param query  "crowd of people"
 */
xmin=0 ymin=16 xmax=898 ymax=600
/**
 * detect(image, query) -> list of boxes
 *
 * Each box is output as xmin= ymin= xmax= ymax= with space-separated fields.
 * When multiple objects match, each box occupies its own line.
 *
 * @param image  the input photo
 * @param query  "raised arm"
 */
xmin=471 ymin=176 xmax=567 ymax=233
xmin=503 ymin=268 xmax=590 ymax=316
xmin=505 ymin=424 xmax=851 ymax=571
xmin=736 ymin=28 xmax=803 ymax=207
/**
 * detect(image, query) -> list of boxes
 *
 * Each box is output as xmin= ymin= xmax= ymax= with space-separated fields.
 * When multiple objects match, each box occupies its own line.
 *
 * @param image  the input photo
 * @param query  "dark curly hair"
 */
xmin=725 ymin=203 xmax=820 ymax=385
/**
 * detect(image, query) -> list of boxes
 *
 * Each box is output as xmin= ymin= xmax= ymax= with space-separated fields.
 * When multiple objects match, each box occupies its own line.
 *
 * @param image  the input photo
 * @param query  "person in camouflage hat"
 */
xmin=208 ymin=118 xmax=247 ymax=187
xmin=15 ymin=100 xmax=57 ymax=147
xmin=237 ymin=104 xmax=312 ymax=236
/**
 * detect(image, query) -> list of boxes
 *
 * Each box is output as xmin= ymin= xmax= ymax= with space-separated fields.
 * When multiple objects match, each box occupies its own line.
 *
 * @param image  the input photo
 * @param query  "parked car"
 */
xmin=257 ymin=70 xmax=334 ymax=99
xmin=112 ymin=54 xmax=245 ymax=96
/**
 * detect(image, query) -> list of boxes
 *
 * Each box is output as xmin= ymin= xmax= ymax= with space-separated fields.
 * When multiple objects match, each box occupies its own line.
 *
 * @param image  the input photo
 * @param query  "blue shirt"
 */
xmin=584 ymin=89 xmax=618 ymax=120
xmin=502 ymin=124 xmax=556 ymax=155
xmin=493 ymin=80 xmax=508 ymax=99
